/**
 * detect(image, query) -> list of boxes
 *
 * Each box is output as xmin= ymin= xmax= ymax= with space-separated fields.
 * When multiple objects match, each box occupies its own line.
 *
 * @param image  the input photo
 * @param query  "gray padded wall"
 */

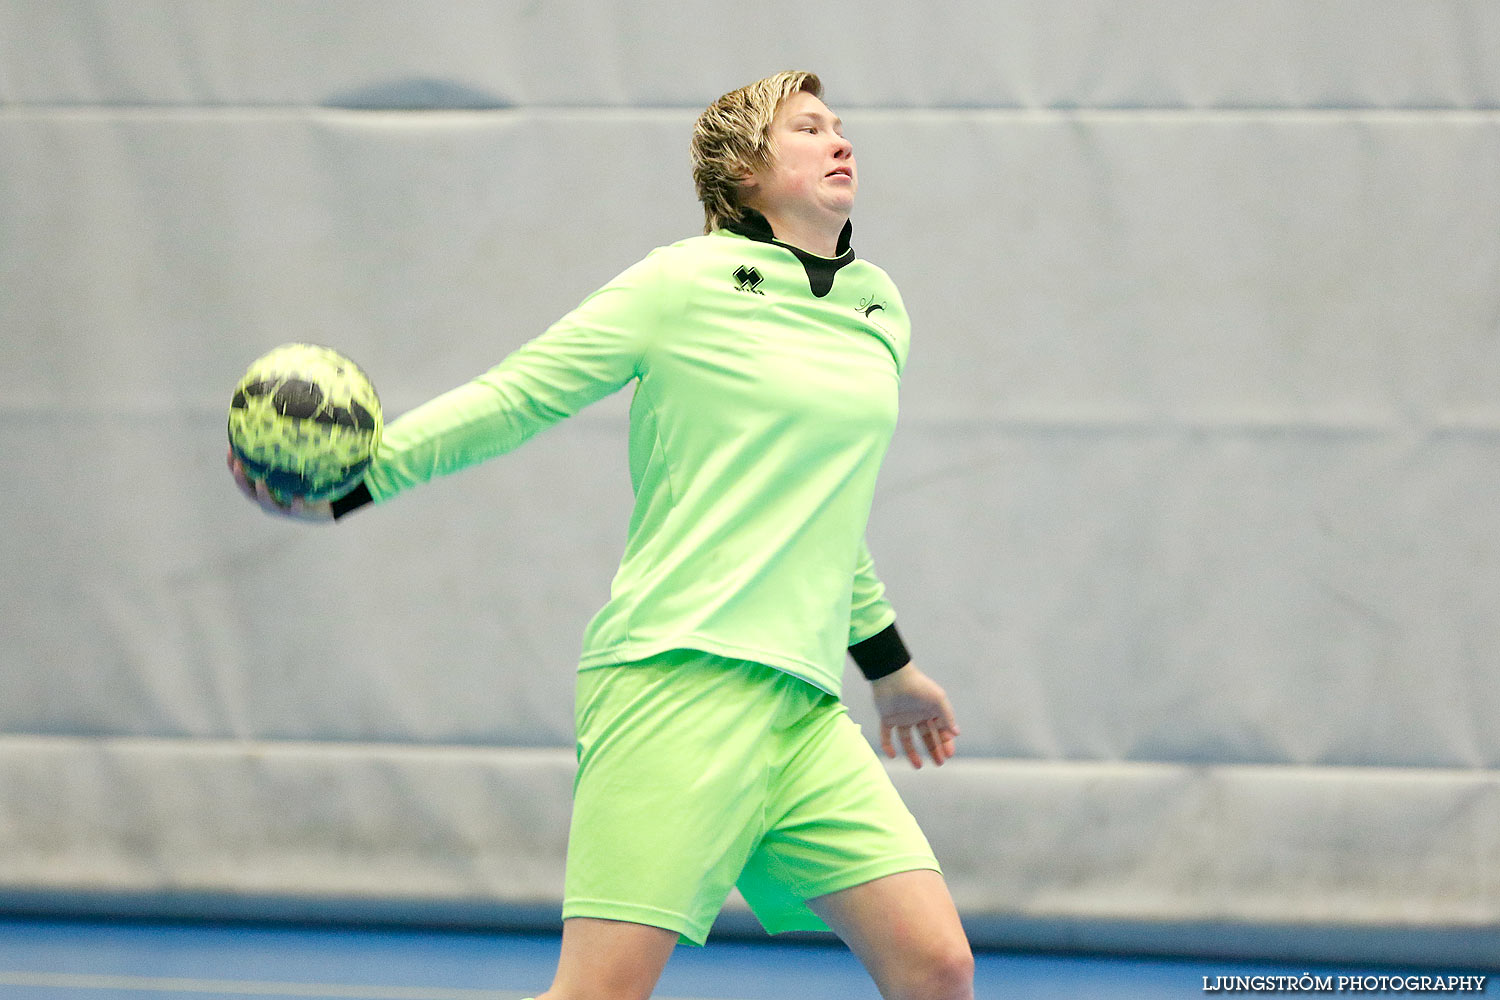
xmin=2 ymin=1 xmax=1498 ymax=965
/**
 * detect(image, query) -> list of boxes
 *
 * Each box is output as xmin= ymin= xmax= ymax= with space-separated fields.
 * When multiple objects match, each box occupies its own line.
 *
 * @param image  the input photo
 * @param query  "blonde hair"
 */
xmin=691 ymin=71 xmax=823 ymax=233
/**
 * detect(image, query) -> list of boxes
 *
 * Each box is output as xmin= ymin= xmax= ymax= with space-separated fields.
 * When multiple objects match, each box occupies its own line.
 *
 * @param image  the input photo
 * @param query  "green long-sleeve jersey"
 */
xmin=351 ymin=218 xmax=910 ymax=697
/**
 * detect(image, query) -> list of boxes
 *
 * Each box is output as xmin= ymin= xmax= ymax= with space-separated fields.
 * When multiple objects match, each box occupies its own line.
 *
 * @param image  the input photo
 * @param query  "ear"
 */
xmin=733 ymin=172 xmax=761 ymax=217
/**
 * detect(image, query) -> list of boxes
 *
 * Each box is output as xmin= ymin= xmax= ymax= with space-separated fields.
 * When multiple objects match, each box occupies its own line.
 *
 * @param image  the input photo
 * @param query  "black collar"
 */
xmin=724 ymin=210 xmax=855 ymax=298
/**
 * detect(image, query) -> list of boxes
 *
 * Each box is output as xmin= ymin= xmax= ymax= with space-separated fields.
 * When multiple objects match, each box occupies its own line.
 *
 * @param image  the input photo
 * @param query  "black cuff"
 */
xmin=849 ymin=622 xmax=910 ymax=681
xmin=329 ymin=481 xmax=373 ymax=520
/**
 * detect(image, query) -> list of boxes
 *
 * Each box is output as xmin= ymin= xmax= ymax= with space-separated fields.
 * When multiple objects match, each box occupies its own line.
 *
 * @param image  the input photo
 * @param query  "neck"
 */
xmin=753 ymin=208 xmax=849 ymax=258
xmin=724 ymin=210 xmax=857 ymax=298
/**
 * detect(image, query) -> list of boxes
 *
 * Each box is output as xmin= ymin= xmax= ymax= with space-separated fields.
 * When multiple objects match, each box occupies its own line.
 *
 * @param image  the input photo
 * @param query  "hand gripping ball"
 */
xmin=227 ymin=343 xmax=382 ymax=503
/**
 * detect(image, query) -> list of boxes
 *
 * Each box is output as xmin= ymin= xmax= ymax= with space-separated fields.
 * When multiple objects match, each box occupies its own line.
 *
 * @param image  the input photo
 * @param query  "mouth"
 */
xmin=826 ymin=167 xmax=853 ymax=179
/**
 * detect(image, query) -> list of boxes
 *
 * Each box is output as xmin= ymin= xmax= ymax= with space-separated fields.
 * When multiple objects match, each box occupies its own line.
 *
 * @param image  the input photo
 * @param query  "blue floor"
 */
xmin=0 ymin=918 xmax=1489 ymax=999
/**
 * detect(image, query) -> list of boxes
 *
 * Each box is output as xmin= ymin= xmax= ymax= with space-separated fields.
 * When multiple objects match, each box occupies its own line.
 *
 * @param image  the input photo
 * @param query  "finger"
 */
xmin=254 ymin=479 xmax=289 ymax=511
xmin=921 ymin=722 xmax=947 ymax=766
xmin=287 ymin=495 xmax=328 ymax=521
xmin=880 ymin=725 xmax=896 ymax=760
xmin=936 ymin=695 xmax=959 ymax=736
xmin=929 ymin=722 xmax=955 ymax=766
xmin=898 ymin=726 xmax=922 ymax=769
xmin=231 ymin=466 xmax=255 ymax=499
xmin=227 ymin=452 xmax=253 ymax=495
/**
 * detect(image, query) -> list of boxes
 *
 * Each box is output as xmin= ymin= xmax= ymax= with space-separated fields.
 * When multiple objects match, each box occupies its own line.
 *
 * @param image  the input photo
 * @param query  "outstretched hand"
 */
xmin=227 ymin=449 xmax=334 ymax=522
xmin=870 ymin=662 xmax=959 ymax=769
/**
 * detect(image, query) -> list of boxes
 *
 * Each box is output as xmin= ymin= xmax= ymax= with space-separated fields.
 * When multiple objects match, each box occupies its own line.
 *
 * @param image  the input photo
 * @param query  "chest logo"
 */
xmin=856 ymin=295 xmax=887 ymax=318
xmin=733 ymin=265 xmax=765 ymax=295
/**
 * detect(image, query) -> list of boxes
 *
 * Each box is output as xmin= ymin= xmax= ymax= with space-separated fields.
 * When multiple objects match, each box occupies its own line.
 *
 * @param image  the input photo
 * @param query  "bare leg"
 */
xmin=808 ymin=869 xmax=974 ymax=1000
xmin=535 ymin=917 xmax=679 ymax=1000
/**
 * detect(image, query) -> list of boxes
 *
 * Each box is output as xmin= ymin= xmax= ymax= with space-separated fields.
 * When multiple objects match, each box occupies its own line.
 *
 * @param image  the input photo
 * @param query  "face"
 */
xmin=742 ymin=90 xmax=856 ymax=227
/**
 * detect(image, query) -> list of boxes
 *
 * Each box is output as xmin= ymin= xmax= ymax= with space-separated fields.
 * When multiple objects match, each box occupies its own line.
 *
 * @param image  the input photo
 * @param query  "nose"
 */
xmin=832 ymin=133 xmax=853 ymax=158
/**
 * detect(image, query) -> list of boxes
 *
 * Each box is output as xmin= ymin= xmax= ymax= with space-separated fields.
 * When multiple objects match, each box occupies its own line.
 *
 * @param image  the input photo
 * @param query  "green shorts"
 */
xmin=562 ymin=648 xmax=939 ymax=945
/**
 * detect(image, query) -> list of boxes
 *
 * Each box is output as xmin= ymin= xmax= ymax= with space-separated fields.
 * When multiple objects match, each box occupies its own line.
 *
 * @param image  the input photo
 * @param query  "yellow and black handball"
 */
xmin=227 ymin=343 xmax=382 ymax=503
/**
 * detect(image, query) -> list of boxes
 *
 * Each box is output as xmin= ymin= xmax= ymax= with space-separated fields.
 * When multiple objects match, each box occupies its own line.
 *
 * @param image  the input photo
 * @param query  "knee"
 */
xmin=933 ymin=940 xmax=976 ymax=999
xmin=892 ymin=937 xmax=974 ymax=1000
